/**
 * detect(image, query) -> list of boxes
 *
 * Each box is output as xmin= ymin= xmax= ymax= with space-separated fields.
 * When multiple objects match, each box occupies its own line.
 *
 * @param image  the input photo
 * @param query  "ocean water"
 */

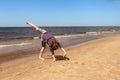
xmin=0 ymin=26 xmax=120 ymax=39
xmin=0 ymin=26 xmax=120 ymax=54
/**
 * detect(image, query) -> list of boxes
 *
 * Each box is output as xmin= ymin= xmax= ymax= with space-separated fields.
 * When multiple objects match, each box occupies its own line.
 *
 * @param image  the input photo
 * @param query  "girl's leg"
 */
xmin=39 ymin=47 xmax=46 ymax=60
xmin=61 ymin=48 xmax=67 ymax=57
xmin=50 ymin=50 xmax=56 ymax=61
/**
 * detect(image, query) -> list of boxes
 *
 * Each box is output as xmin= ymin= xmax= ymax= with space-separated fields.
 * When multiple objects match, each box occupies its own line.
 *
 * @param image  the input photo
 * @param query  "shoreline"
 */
xmin=0 ymin=34 xmax=119 ymax=65
xmin=0 ymin=30 xmax=120 ymax=64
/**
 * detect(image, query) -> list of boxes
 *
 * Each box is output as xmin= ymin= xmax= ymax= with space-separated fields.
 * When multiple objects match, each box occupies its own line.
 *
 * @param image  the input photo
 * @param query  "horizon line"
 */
xmin=0 ymin=26 xmax=120 ymax=27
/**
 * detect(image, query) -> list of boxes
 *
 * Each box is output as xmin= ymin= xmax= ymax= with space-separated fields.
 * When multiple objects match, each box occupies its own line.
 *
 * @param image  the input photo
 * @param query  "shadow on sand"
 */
xmin=55 ymin=55 xmax=70 ymax=61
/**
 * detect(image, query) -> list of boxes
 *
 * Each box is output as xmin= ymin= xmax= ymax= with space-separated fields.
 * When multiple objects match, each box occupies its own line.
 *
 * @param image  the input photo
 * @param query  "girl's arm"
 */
xmin=26 ymin=21 xmax=46 ymax=33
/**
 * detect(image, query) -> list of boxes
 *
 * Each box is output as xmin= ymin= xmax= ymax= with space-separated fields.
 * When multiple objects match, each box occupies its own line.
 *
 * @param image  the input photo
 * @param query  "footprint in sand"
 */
xmin=0 ymin=66 xmax=3 ymax=71
xmin=69 ymin=61 xmax=79 ymax=64
xmin=81 ymin=62 xmax=85 ymax=65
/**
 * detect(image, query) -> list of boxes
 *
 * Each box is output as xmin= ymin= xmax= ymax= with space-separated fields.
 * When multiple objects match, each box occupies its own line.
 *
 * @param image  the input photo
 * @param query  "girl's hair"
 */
xmin=50 ymin=38 xmax=60 ymax=50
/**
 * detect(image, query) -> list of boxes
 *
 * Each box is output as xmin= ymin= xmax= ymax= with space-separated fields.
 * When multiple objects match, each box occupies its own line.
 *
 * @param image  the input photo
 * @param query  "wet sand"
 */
xmin=0 ymin=36 xmax=120 ymax=80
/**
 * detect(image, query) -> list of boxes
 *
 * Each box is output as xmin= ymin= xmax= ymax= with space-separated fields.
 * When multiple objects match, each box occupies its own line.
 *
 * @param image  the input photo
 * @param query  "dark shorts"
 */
xmin=42 ymin=41 xmax=46 ymax=47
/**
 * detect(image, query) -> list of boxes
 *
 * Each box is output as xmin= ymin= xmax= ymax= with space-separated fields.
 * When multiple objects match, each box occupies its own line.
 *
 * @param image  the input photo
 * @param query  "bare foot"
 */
xmin=39 ymin=57 xmax=45 ymax=61
xmin=63 ymin=53 xmax=67 ymax=58
xmin=53 ymin=58 xmax=56 ymax=62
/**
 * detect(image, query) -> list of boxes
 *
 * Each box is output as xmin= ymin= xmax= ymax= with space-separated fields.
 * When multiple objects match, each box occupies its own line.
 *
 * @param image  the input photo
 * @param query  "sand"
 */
xmin=0 ymin=36 xmax=120 ymax=80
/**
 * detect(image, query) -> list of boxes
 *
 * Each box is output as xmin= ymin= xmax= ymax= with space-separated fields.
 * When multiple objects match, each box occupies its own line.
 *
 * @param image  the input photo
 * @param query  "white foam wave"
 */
xmin=86 ymin=32 xmax=100 ymax=35
xmin=55 ymin=34 xmax=86 ymax=38
xmin=0 ymin=42 xmax=32 ymax=48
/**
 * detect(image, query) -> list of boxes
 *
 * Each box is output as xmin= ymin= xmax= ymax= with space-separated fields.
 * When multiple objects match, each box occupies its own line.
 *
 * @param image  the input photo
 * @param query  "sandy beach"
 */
xmin=0 ymin=36 xmax=120 ymax=80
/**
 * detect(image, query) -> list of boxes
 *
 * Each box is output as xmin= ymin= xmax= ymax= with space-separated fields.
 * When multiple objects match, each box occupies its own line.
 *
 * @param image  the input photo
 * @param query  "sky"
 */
xmin=0 ymin=0 xmax=120 ymax=27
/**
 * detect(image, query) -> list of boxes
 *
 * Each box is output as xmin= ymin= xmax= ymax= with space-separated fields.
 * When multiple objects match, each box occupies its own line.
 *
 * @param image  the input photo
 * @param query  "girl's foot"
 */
xmin=53 ymin=58 xmax=56 ymax=62
xmin=39 ymin=57 xmax=45 ymax=61
xmin=63 ymin=53 xmax=67 ymax=58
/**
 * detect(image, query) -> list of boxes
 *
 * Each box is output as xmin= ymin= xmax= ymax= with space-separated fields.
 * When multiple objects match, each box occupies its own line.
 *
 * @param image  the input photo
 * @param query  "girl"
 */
xmin=26 ymin=21 xmax=67 ymax=61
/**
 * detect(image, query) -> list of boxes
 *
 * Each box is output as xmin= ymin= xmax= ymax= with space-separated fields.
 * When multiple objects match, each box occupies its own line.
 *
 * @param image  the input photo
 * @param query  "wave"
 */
xmin=0 ymin=42 xmax=32 ymax=48
xmin=55 ymin=34 xmax=87 ymax=38
xmin=0 ymin=30 xmax=118 ymax=49
xmin=0 ymin=30 xmax=117 ymax=41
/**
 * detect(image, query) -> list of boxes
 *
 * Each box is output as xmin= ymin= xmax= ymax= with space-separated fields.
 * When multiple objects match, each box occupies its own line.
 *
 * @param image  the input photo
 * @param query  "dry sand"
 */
xmin=0 ymin=36 xmax=120 ymax=80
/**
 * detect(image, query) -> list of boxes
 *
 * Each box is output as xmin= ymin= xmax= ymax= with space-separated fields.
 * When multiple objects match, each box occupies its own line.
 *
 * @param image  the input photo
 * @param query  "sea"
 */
xmin=0 ymin=26 xmax=120 ymax=39
xmin=0 ymin=26 xmax=120 ymax=59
